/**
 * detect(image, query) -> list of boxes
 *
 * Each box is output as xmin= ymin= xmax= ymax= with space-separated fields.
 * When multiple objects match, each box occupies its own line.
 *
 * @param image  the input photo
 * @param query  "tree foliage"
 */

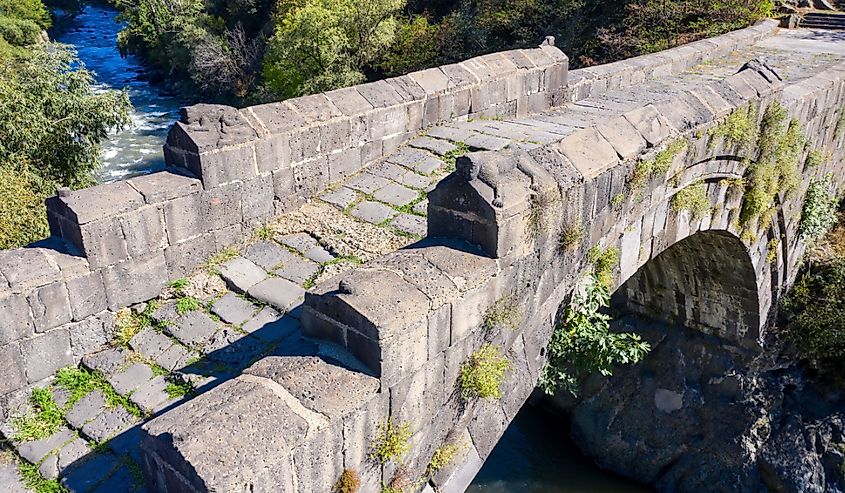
xmin=261 ymin=0 xmax=404 ymax=99
xmin=539 ymin=275 xmax=651 ymax=396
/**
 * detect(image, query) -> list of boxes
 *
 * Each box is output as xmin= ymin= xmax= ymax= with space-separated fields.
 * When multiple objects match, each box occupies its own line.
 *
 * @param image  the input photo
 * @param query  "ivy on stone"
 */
xmin=539 ymin=274 xmax=651 ymax=397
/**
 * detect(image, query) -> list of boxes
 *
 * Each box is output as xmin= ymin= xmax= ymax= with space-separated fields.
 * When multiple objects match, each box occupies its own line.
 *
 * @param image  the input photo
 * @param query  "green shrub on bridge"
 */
xmin=539 ymin=274 xmax=651 ymax=397
xmin=460 ymin=344 xmax=510 ymax=401
xmin=799 ymin=174 xmax=838 ymax=241
xmin=370 ymin=417 xmax=412 ymax=465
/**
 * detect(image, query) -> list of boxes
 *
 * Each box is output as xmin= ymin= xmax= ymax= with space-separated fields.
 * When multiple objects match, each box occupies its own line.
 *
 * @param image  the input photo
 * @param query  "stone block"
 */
xmin=140 ymin=378 xmax=306 ymax=492
xmin=241 ymin=174 xmax=275 ymax=223
xmin=130 ymin=327 xmax=173 ymax=361
xmin=120 ymin=205 xmax=167 ymax=258
xmin=328 ymin=146 xmax=363 ymax=183
xmin=293 ymin=157 xmax=330 ymax=198
xmin=248 ymin=102 xmax=304 ymax=135
xmin=102 ymin=253 xmax=168 ymax=311
xmin=163 ymin=233 xmax=216 ymax=280
xmin=66 ymin=271 xmax=107 ymax=321
xmin=20 ymin=329 xmax=72 ymax=383
xmin=163 ymin=192 xmax=203 ymax=247
xmin=325 ymin=87 xmax=374 ymax=116
xmin=374 ymin=183 xmax=419 ymax=207
xmin=255 ymin=134 xmax=292 ymax=175
xmin=66 ymin=390 xmax=106 ymax=429
xmin=390 ymin=213 xmax=426 ymax=237
xmin=199 ymin=181 xmax=244 ymax=231
xmin=60 ymin=451 xmax=120 ymax=493
xmin=212 ymin=293 xmax=258 ymax=326
xmin=18 ymin=427 xmax=75 ymax=464
xmin=69 ymin=312 xmax=115 ymax=361
xmin=169 ymin=311 xmax=220 ymax=346
xmin=109 ymin=363 xmax=154 ymax=396
xmin=82 ymin=348 xmax=129 ymax=376
xmin=349 ymin=201 xmax=396 ymax=225
xmin=59 ymin=181 xmax=145 ymax=226
xmin=595 ymin=116 xmax=647 ymax=161
xmin=244 ymin=309 xmax=299 ymax=343
xmin=557 ymin=127 xmax=619 ymax=180
xmin=127 ymin=171 xmax=201 ymax=205
xmin=319 ymin=118 xmax=352 ymax=154
xmin=130 ymin=376 xmax=171 ymax=414
xmin=28 ymin=282 xmax=72 ymax=333
xmin=0 ymin=249 xmax=61 ymax=294
xmin=82 ymin=406 xmax=138 ymax=443
xmin=289 ymin=126 xmax=321 ymax=164
xmin=219 ymin=257 xmax=267 ymax=293
xmin=320 ymin=187 xmax=359 ymax=211
xmin=248 ymin=278 xmax=306 ymax=313
xmin=0 ymin=294 xmax=34 ymax=345
xmin=346 ymin=173 xmax=391 ymax=194
xmin=624 ymin=104 xmax=674 ymax=147
xmin=77 ymin=217 xmax=129 ymax=269
xmin=368 ymin=105 xmax=410 ymax=141
xmin=387 ymin=75 xmax=427 ymax=102
xmin=0 ymin=343 xmax=25 ymax=395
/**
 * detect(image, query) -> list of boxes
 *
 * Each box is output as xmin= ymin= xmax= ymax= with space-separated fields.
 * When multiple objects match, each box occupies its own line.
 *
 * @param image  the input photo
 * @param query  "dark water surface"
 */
xmin=467 ymin=405 xmax=653 ymax=493
xmin=53 ymin=5 xmax=184 ymax=182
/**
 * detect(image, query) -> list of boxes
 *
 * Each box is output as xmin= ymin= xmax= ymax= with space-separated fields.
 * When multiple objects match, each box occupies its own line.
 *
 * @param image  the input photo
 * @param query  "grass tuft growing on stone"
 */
xmin=671 ymin=181 xmax=710 ymax=220
xmin=175 ymin=296 xmax=201 ymax=316
xmin=113 ymin=305 xmax=153 ymax=347
xmin=11 ymin=388 xmax=64 ymax=442
xmin=332 ymin=469 xmax=361 ymax=493
xmin=441 ymin=141 xmax=470 ymax=172
xmin=587 ymin=245 xmax=620 ymax=289
xmin=482 ymin=295 xmax=521 ymax=332
xmin=559 ymin=221 xmax=584 ymax=252
xmin=164 ymin=377 xmax=195 ymax=399
xmin=630 ymin=139 xmax=687 ymax=191
xmin=426 ymin=441 xmax=463 ymax=477
xmin=53 ymin=367 xmax=145 ymax=418
xmin=460 ymin=344 xmax=510 ymax=401
xmin=709 ymin=104 xmax=758 ymax=151
xmin=370 ymin=418 xmax=412 ymax=465
xmin=18 ymin=460 xmax=67 ymax=493
xmin=767 ymin=237 xmax=779 ymax=263
xmin=806 ymin=149 xmax=825 ymax=168
xmin=205 ymin=247 xmax=239 ymax=274
xmin=253 ymin=224 xmax=275 ymax=241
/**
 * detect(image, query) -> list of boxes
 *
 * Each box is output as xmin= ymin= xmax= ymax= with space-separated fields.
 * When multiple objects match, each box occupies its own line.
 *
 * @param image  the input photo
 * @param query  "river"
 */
xmin=52 ymin=4 xmax=184 ymax=183
xmin=53 ymin=6 xmax=652 ymax=492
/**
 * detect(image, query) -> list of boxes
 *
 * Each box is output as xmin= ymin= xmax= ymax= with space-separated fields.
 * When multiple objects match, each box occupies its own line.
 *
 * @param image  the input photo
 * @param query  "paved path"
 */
xmin=2 ymin=26 xmax=843 ymax=492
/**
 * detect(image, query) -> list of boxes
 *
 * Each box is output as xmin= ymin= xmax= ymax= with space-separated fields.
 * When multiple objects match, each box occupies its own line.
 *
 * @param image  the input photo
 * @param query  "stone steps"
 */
xmin=801 ymin=11 xmax=845 ymax=29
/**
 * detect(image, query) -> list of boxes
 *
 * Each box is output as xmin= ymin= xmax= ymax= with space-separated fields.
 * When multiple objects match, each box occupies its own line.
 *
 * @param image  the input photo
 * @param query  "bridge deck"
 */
xmin=3 ymin=26 xmax=844 ymax=493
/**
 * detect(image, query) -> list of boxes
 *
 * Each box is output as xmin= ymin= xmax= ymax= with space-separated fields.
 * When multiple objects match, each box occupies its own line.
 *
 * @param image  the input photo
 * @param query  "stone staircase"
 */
xmin=801 ymin=11 xmax=845 ymax=29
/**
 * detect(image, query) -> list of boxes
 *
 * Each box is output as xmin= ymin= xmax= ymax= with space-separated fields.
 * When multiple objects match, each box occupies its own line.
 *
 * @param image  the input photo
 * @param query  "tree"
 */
xmin=261 ymin=0 xmax=404 ymax=99
xmin=0 ymin=45 xmax=132 ymax=247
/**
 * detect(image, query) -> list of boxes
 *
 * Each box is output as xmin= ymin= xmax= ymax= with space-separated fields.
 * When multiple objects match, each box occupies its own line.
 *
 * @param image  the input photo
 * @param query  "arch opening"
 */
xmin=611 ymin=230 xmax=761 ymax=346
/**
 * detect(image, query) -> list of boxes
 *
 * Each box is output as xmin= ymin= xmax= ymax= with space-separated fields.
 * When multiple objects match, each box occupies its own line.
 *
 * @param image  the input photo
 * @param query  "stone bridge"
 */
xmin=1 ymin=19 xmax=845 ymax=493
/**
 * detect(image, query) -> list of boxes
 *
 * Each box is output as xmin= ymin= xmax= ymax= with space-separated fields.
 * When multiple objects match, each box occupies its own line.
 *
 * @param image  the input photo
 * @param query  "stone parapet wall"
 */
xmin=567 ymin=19 xmax=780 ymax=102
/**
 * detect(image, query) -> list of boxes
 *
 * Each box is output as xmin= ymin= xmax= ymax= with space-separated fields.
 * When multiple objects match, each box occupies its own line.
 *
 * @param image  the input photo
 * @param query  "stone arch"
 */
xmin=611 ymin=230 xmax=761 ymax=347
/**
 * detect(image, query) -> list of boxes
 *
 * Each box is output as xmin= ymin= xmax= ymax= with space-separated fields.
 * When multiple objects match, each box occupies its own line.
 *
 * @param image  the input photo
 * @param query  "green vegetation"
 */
xmin=333 ymin=469 xmax=361 ymax=493
xmin=671 ymin=181 xmax=710 ymax=220
xmin=11 ymin=387 xmax=63 ymax=441
xmin=111 ymin=0 xmax=773 ymax=103
xmin=806 ymin=149 xmax=825 ymax=168
xmin=113 ymin=303 xmax=157 ymax=347
xmin=441 ymin=141 xmax=470 ymax=172
xmin=164 ymin=377 xmax=195 ymax=398
xmin=708 ymin=104 xmax=758 ymax=151
xmin=204 ymin=247 xmax=239 ymax=274
xmin=767 ymin=237 xmax=779 ymax=263
xmin=483 ymin=295 xmax=521 ymax=332
xmin=559 ymin=220 xmax=585 ymax=252
xmin=18 ymin=459 xmax=67 ymax=493
xmin=53 ymin=367 xmax=144 ymax=418
xmin=782 ymin=250 xmax=845 ymax=380
xmin=587 ymin=245 xmax=620 ymax=288
xmin=175 ymin=296 xmax=201 ymax=315
xmin=370 ymin=418 xmax=412 ymax=465
xmin=0 ymin=28 xmax=132 ymax=247
xmin=836 ymin=109 xmax=845 ymax=140
xmin=426 ymin=441 xmax=462 ymax=477
xmin=799 ymin=174 xmax=838 ymax=241
xmin=740 ymin=102 xmax=804 ymax=229
xmin=539 ymin=274 xmax=651 ymax=396
xmin=630 ymin=139 xmax=687 ymax=191
xmin=459 ymin=344 xmax=510 ymax=401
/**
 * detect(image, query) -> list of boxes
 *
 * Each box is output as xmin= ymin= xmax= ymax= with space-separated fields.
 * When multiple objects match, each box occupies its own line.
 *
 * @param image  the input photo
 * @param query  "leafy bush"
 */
xmin=0 ymin=159 xmax=50 ymax=249
xmin=0 ymin=0 xmax=50 ymax=29
xmin=539 ymin=274 xmax=651 ymax=396
xmin=0 ymin=15 xmax=40 ymax=45
xmin=799 ymin=174 xmax=838 ymax=241
xmin=459 ymin=344 xmax=510 ymax=401
xmin=781 ymin=256 xmax=845 ymax=378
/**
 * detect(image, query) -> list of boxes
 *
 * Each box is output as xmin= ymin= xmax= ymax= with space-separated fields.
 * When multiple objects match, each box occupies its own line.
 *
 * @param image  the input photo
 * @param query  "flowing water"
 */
xmin=52 ymin=4 xmax=185 ymax=183
xmin=55 ymin=7 xmax=653 ymax=492
xmin=467 ymin=405 xmax=653 ymax=493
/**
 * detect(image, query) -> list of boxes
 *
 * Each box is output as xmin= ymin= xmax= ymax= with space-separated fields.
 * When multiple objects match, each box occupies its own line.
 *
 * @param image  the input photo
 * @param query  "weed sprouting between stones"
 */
xmin=459 ymin=344 xmax=510 ymax=401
